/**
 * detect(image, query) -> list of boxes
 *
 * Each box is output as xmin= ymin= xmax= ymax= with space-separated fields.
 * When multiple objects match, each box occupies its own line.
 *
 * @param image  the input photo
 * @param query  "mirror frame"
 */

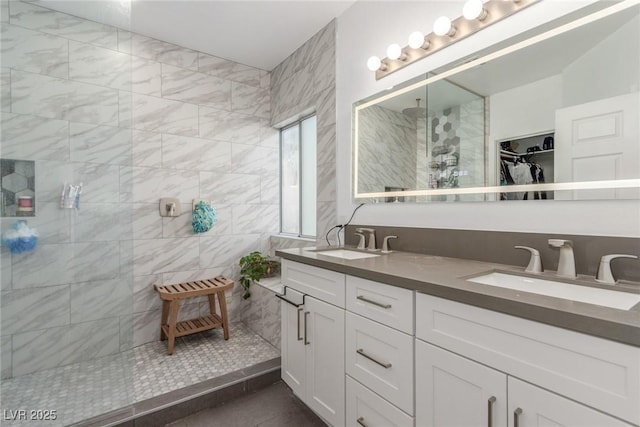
xmin=353 ymin=0 xmax=640 ymax=202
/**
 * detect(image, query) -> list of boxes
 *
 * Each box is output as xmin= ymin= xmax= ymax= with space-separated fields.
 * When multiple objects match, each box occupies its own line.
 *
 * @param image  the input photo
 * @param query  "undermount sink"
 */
xmin=467 ymin=272 xmax=640 ymax=310
xmin=312 ymin=249 xmax=380 ymax=260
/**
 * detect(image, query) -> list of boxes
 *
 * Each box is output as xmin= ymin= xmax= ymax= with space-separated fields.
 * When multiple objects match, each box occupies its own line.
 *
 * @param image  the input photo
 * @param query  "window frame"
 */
xmin=279 ymin=113 xmax=317 ymax=238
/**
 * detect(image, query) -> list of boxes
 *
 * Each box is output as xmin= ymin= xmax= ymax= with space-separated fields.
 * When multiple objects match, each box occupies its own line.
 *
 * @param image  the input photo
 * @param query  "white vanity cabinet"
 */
xmin=415 ymin=293 xmax=640 ymax=427
xmin=416 ymin=340 xmax=633 ymax=427
xmin=280 ymin=287 xmax=306 ymax=398
xmin=280 ymin=261 xmax=345 ymax=426
xmin=345 ymin=312 xmax=414 ymax=414
xmin=507 ymin=377 xmax=633 ymax=427
xmin=279 ymin=258 xmax=639 ymax=427
xmin=345 ymin=276 xmax=415 ymax=425
xmin=415 ymin=340 xmax=507 ymax=427
xmin=346 ymin=376 xmax=414 ymax=427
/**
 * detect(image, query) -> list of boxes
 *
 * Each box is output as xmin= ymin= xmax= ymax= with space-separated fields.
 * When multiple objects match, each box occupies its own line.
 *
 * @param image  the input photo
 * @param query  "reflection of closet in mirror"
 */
xmin=498 ymin=132 xmax=554 ymax=201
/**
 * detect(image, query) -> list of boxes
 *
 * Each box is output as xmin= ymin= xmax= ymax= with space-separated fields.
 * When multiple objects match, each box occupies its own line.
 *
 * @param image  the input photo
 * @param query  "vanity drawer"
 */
xmin=346 ymin=312 xmax=414 ymax=415
xmin=416 ymin=293 xmax=640 ymax=425
xmin=346 ymin=376 xmax=414 ymax=427
xmin=346 ymin=275 xmax=414 ymax=334
xmin=282 ymin=260 xmax=345 ymax=308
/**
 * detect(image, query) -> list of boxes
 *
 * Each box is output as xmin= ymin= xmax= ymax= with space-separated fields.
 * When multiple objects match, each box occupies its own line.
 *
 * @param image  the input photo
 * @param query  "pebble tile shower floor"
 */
xmin=1 ymin=323 xmax=280 ymax=426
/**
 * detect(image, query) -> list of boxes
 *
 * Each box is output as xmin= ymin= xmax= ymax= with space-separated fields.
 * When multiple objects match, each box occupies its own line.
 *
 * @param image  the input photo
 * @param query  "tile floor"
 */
xmin=1 ymin=323 xmax=280 ymax=427
xmin=165 ymin=381 xmax=326 ymax=427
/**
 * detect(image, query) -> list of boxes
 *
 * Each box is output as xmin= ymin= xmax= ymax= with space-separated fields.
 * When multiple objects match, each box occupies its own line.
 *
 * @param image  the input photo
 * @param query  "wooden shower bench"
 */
xmin=154 ymin=276 xmax=234 ymax=355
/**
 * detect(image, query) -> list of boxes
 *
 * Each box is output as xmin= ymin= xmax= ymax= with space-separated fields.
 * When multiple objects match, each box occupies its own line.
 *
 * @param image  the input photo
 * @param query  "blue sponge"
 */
xmin=192 ymin=201 xmax=216 ymax=234
xmin=2 ymin=220 xmax=38 ymax=254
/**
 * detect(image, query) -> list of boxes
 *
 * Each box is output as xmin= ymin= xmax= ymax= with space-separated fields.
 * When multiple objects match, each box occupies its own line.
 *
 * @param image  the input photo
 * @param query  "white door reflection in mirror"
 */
xmin=555 ymin=92 xmax=639 ymax=200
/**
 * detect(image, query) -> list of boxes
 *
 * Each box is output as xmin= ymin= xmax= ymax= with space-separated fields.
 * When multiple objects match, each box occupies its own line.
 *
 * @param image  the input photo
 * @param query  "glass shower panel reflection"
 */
xmin=0 ymin=0 xmax=135 ymax=424
xmin=425 ymin=78 xmax=486 ymax=202
xmin=356 ymin=77 xmax=485 ymax=202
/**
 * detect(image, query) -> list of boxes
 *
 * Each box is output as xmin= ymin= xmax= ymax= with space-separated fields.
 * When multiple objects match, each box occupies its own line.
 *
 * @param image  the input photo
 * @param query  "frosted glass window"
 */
xmin=300 ymin=116 xmax=317 ymax=236
xmin=280 ymin=115 xmax=316 ymax=237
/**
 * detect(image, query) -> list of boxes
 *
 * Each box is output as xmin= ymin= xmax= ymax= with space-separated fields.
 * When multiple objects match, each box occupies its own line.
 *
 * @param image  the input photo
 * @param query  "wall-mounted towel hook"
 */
xmin=159 ymin=198 xmax=181 ymax=217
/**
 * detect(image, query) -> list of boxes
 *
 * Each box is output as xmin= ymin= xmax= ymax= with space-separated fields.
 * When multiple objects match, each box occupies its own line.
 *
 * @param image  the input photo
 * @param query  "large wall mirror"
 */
xmin=353 ymin=1 xmax=639 ymax=202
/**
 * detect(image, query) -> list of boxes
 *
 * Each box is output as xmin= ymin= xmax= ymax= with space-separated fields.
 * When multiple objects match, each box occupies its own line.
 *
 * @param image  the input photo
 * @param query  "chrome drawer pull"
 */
xmin=487 ymin=396 xmax=496 ymax=427
xmin=356 ymin=348 xmax=392 ymax=368
xmin=514 ymin=407 xmax=523 ymax=427
xmin=357 ymin=295 xmax=391 ymax=309
xmin=296 ymin=308 xmax=303 ymax=341
xmin=304 ymin=311 xmax=310 ymax=345
xmin=356 ymin=417 xmax=367 ymax=427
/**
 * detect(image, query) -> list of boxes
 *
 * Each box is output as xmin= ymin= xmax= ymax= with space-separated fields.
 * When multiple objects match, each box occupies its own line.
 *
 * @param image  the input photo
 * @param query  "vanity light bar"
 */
xmin=372 ymin=0 xmax=540 ymax=80
xmin=355 ymin=179 xmax=640 ymax=200
xmin=358 ymin=0 xmax=639 ymax=111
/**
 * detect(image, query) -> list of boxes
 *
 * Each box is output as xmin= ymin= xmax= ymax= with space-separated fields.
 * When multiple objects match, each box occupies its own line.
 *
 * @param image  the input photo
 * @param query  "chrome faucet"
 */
xmin=548 ymin=239 xmax=576 ymax=278
xmin=354 ymin=232 xmax=366 ymax=250
xmin=355 ymin=228 xmax=377 ymax=251
xmin=596 ymin=254 xmax=638 ymax=284
xmin=382 ymin=235 xmax=397 ymax=253
xmin=514 ymin=246 xmax=543 ymax=273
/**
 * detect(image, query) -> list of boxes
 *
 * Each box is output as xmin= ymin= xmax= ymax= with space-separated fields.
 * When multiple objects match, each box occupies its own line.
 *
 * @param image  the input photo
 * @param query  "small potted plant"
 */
xmin=238 ymin=251 xmax=280 ymax=299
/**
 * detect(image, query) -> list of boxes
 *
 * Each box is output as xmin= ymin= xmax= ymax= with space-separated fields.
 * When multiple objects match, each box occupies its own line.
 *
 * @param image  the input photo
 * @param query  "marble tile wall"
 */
xmin=270 ymin=19 xmax=337 ymax=246
xmin=0 ymin=0 xmax=276 ymax=378
xmin=358 ymin=105 xmax=418 ymax=194
xmin=238 ymin=282 xmax=281 ymax=350
xmin=236 ymin=20 xmax=338 ymax=347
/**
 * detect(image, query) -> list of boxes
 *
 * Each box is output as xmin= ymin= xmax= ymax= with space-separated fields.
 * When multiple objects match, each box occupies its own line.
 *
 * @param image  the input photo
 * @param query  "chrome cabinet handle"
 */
xmin=357 ymin=295 xmax=391 ymax=309
xmin=296 ymin=308 xmax=303 ymax=341
xmin=356 ymin=417 xmax=367 ymax=427
xmin=487 ymin=396 xmax=496 ymax=427
xmin=304 ymin=311 xmax=310 ymax=345
xmin=356 ymin=348 xmax=392 ymax=368
xmin=514 ymin=407 xmax=523 ymax=427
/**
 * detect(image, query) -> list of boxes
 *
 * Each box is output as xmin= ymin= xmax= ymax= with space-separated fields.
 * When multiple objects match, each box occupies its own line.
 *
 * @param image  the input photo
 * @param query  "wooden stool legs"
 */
xmin=207 ymin=292 xmax=230 ymax=340
xmin=159 ymin=290 xmax=230 ymax=355
xmin=160 ymin=301 xmax=170 ymax=341
xmin=217 ymin=292 xmax=230 ymax=340
xmin=155 ymin=277 xmax=234 ymax=355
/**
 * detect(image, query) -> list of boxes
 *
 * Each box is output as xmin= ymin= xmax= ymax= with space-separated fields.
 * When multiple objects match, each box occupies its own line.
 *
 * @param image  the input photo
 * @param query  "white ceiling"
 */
xmin=33 ymin=0 xmax=356 ymax=71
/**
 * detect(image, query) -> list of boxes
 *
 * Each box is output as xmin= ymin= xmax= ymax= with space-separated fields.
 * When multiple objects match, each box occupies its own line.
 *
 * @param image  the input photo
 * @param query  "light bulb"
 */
xmin=463 ymin=0 xmax=487 ymax=20
xmin=433 ymin=16 xmax=455 ymax=36
xmin=367 ymin=56 xmax=382 ymax=71
xmin=386 ymin=43 xmax=403 ymax=60
xmin=408 ymin=31 xmax=428 ymax=50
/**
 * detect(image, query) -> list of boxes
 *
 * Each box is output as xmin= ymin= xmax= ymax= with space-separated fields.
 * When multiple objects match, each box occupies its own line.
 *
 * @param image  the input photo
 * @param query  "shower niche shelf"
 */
xmin=1 ymin=158 xmax=36 ymax=217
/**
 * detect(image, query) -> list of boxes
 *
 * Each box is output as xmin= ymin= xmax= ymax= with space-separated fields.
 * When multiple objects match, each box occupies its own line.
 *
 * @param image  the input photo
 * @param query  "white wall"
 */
xmin=336 ymin=0 xmax=640 ymax=237
xmin=490 ymin=75 xmax=562 ymax=143
xmin=562 ymin=15 xmax=640 ymax=107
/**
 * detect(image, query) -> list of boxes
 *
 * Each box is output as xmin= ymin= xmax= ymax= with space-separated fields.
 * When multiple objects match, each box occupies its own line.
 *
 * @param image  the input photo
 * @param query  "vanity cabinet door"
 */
xmin=416 ymin=293 xmax=640 ymax=425
xmin=346 ymin=312 xmax=414 ymax=415
xmin=507 ymin=377 xmax=633 ymax=427
xmin=280 ymin=288 xmax=306 ymax=399
xmin=282 ymin=260 xmax=346 ymax=308
xmin=305 ymin=296 xmax=345 ymax=427
xmin=416 ymin=340 xmax=507 ymax=427
xmin=346 ymin=275 xmax=414 ymax=334
xmin=346 ymin=376 xmax=414 ymax=427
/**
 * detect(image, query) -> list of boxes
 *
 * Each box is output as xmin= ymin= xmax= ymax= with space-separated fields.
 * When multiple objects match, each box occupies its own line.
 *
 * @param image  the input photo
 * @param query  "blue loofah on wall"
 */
xmin=192 ymin=201 xmax=216 ymax=234
xmin=2 ymin=220 xmax=38 ymax=254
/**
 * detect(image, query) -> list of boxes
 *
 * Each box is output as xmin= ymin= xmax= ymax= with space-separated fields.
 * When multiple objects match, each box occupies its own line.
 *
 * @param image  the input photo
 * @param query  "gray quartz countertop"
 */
xmin=275 ymin=247 xmax=640 ymax=347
